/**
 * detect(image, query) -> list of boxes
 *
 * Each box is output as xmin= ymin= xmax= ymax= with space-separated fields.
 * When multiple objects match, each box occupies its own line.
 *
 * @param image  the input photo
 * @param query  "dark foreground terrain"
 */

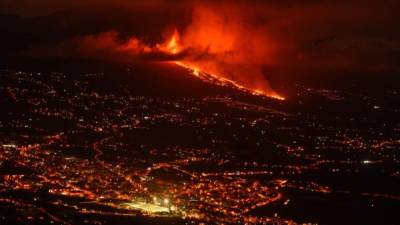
xmin=1 ymin=60 xmax=399 ymax=225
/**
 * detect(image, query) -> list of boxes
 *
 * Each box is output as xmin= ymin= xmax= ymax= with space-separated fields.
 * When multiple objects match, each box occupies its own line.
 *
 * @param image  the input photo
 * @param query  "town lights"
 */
xmin=164 ymin=198 xmax=169 ymax=205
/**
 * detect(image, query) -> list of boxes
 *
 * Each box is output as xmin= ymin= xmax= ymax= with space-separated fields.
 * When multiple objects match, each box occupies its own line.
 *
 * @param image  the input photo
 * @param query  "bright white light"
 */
xmin=164 ymin=198 xmax=169 ymax=204
xmin=362 ymin=160 xmax=372 ymax=164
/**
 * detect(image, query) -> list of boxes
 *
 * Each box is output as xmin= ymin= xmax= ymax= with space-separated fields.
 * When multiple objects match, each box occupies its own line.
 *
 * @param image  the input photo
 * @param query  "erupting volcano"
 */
xmin=158 ymin=29 xmax=285 ymax=100
xmin=26 ymin=4 xmax=287 ymax=100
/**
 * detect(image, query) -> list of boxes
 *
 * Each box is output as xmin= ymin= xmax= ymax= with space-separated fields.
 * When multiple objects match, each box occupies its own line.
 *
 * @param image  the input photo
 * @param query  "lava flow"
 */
xmin=161 ymin=30 xmax=285 ymax=100
xmin=175 ymin=61 xmax=285 ymax=100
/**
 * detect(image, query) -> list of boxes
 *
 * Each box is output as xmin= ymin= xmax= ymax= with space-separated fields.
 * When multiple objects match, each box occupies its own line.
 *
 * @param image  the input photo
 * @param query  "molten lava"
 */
xmin=166 ymin=30 xmax=181 ymax=54
xmin=162 ymin=30 xmax=285 ymax=100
